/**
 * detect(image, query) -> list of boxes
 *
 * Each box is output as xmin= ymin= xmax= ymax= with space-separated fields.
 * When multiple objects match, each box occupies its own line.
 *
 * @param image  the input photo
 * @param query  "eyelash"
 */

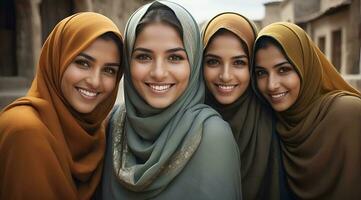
xmin=168 ymin=54 xmax=185 ymax=62
xmin=103 ymin=67 xmax=118 ymax=76
xmin=74 ymin=59 xmax=90 ymax=68
xmin=133 ymin=53 xmax=185 ymax=63
xmin=255 ymin=65 xmax=294 ymax=78
xmin=255 ymin=69 xmax=267 ymax=78
xmin=205 ymin=58 xmax=220 ymax=66
xmin=205 ymin=58 xmax=247 ymax=68
xmin=234 ymin=59 xmax=247 ymax=66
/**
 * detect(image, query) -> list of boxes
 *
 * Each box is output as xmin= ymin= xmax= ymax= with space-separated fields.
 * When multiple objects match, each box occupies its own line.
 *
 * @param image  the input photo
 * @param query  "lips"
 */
xmin=215 ymin=83 xmax=238 ymax=94
xmin=268 ymin=91 xmax=288 ymax=103
xmin=146 ymin=83 xmax=174 ymax=93
xmin=76 ymin=87 xmax=98 ymax=99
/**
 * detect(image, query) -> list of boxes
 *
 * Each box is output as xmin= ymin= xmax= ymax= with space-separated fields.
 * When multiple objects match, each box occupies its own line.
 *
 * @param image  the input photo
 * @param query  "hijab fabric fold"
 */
xmin=0 ymin=12 xmax=122 ymax=199
xmin=254 ymin=22 xmax=361 ymax=199
xmin=104 ymin=1 xmax=224 ymax=199
xmin=202 ymin=12 xmax=282 ymax=200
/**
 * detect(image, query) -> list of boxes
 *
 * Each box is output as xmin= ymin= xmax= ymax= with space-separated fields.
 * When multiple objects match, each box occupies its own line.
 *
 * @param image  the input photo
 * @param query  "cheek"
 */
xmin=257 ymin=78 xmax=267 ymax=93
xmin=130 ymin=63 xmax=147 ymax=84
xmin=234 ymin=68 xmax=250 ymax=83
xmin=177 ymin=67 xmax=190 ymax=86
xmin=61 ymin=66 xmax=80 ymax=90
xmin=203 ymin=67 xmax=218 ymax=83
xmin=103 ymin=76 xmax=117 ymax=92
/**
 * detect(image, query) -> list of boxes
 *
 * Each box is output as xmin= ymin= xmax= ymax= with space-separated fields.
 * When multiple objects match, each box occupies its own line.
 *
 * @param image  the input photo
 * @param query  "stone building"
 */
xmin=0 ymin=0 xmax=151 ymax=109
xmin=262 ymin=0 xmax=361 ymax=91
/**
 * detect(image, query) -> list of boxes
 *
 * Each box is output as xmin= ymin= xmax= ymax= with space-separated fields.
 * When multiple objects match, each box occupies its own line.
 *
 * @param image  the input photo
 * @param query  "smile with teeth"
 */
xmin=77 ymin=87 xmax=98 ymax=98
xmin=269 ymin=92 xmax=287 ymax=99
xmin=148 ymin=83 xmax=174 ymax=92
xmin=216 ymin=84 xmax=237 ymax=91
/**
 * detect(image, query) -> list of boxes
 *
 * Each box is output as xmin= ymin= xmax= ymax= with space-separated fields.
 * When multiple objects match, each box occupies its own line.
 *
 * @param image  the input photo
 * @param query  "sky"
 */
xmin=169 ymin=0 xmax=278 ymax=23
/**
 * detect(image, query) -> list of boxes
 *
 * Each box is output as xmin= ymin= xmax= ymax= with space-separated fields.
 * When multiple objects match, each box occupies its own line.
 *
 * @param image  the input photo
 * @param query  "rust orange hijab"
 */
xmin=0 ymin=12 xmax=122 ymax=199
xmin=254 ymin=22 xmax=361 ymax=199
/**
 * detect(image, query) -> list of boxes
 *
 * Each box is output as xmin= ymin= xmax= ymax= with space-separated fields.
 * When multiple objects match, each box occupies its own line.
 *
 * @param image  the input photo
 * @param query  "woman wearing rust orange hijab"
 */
xmin=253 ymin=22 xmax=361 ymax=199
xmin=0 ymin=12 xmax=123 ymax=199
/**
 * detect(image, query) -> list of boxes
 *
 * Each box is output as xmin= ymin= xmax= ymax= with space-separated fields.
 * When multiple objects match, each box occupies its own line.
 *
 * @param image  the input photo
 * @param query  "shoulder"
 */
xmin=201 ymin=116 xmax=238 ymax=155
xmin=1 ymin=105 xmax=47 ymax=132
xmin=203 ymin=116 xmax=233 ymax=138
xmin=328 ymin=95 xmax=361 ymax=118
xmin=0 ymin=106 xmax=51 ymax=151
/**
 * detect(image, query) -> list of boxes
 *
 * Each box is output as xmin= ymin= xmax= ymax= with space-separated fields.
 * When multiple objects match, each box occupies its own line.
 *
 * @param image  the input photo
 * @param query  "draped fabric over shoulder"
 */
xmin=102 ymin=1 xmax=241 ymax=200
xmin=0 ymin=12 xmax=123 ymax=200
xmin=202 ymin=13 xmax=283 ymax=200
xmin=253 ymin=22 xmax=361 ymax=199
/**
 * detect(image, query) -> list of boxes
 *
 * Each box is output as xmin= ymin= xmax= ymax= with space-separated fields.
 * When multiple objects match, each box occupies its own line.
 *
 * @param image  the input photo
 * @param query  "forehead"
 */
xmin=135 ymin=22 xmax=182 ymax=45
xmin=255 ymin=44 xmax=287 ymax=66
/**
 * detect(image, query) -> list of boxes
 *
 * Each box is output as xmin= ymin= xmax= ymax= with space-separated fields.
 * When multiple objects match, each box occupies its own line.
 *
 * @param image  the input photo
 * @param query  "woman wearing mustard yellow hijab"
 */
xmin=202 ymin=13 xmax=289 ymax=200
xmin=253 ymin=22 xmax=361 ymax=199
xmin=0 ymin=12 xmax=123 ymax=199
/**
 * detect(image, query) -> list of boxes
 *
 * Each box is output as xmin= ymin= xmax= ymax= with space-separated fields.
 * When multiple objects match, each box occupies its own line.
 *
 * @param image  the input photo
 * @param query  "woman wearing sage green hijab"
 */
xmin=101 ymin=1 xmax=241 ymax=199
xmin=253 ymin=22 xmax=361 ymax=199
xmin=202 ymin=12 xmax=289 ymax=200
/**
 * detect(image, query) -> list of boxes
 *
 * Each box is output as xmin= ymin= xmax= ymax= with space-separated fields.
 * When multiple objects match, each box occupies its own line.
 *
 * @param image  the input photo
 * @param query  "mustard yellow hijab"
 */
xmin=0 ymin=12 xmax=123 ymax=199
xmin=202 ymin=13 xmax=284 ymax=200
xmin=254 ymin=22 xmax=361 ymax=199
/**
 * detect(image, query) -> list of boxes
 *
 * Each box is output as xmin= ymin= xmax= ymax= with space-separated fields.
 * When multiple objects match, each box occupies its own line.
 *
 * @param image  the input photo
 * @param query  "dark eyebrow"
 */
xmin=204 ymin=54 xmax=248 ymax=60
xmin=78 ymin=53 xmax=95 ymax=62
xmin=133 ymin=47 xmax=186 ymax=54
xmin=274 ymin=61 xmax=290 ymax=68
xmin=166 ymin=47 xmax=186 ymax=53
xmin=204 ymin=53 xmax=221 ymax=59
xmin=133 ymin=47 xmax=152 ymax=53
xmin=254 ymin=61 xmax=289 ymax=69
xmin=232 ymin=55 xmax=248 ymax=60
xmin=78 ymin=53 xmax=120 ymax=67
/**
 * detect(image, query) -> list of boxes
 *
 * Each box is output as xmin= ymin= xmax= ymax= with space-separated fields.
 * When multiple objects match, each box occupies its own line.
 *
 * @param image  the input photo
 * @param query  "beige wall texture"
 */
xmin=262 ymin=0 xmax=361 ymax=91
xmin=0 ymin=0 xmax=152 ymax=109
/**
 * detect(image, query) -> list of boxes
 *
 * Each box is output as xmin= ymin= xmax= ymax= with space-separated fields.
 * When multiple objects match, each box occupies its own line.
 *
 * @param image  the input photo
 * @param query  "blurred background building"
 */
xmin=0 ymin=0 xmax=360 ymax=109
xmin=0 ymin=0 xmax=152 ymax=108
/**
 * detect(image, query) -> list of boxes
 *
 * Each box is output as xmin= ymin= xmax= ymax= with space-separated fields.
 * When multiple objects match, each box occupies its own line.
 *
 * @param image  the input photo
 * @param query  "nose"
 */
xmin=267 ymin=73 xmax=280 ymax=91
xmin=150 ymin=59 xmax=167 ymax=81
xmin=219 ymin=64 xmax=232 ymax=82
xmin=85 ymin=68 xmax=101 ymax=89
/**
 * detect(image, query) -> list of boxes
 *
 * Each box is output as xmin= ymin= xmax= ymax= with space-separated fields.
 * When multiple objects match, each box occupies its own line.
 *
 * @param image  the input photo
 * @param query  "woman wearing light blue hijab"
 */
xmin=101 ymin=1 xmax=241 ymax=199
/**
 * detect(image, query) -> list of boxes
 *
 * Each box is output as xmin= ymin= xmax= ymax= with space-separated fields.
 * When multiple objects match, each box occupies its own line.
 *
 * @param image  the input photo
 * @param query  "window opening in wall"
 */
xmin=0 ymin=1 xmax=17 ymax=76
xmin=331 ymin=29 xmax=342 ymax=72
xmin=318 ymin=36 xmax=326 ymax=54
xmin=40 ymin=0 xmax=74 ymax=43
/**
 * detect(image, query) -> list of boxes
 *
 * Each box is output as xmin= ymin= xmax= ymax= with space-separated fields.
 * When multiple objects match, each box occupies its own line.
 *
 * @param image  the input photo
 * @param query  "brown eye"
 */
xmin=255 ymin=69 xmax=267 ymax=78
xmin=134 ymin=54 xmax=152 ymax=61
xmin=168 ymin=54 xmax=184 ymax=62
xmin=74 ymin=59 xmax=90 ymax=69
xmin=279 ymin=66 xmax=293 ymax=74
xmin=103 ymin=66 xmax=118 ymax=76
xmin=205 ymin=58 xmax=220 ymax=66
xmin=233 ymin=59 xmax=247 ymax=67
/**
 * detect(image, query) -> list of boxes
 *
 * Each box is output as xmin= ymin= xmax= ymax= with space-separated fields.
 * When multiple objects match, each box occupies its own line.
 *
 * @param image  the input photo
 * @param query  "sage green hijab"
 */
xmin=202 ymin=13 xmax=283 ymax=200
xmin=102 ymin=1 xmax=239 ymax=199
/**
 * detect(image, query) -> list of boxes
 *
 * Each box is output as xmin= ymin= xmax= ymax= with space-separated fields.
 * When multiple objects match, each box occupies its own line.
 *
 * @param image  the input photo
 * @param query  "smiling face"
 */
xmin=254 ymin=42 xmax=301 ymax=112
xmin=130 ymin=22 xmax=190 ymax=109
xmin=203 ymin=31 xmax=250 ymax=105
xmin=61 ymin=37 xmax=121 ymax=114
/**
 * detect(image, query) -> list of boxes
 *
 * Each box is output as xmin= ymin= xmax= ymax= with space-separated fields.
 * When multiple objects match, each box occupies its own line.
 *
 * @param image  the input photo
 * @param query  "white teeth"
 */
xmin=218 ymin=85 xmax=236 ymax=90
xmin=149 ymin=84 xmax=171 ymax=91
xmin=271 ymin=92 xmax=287 ymax=99
xmin=78 ymin=88 xmax=97 ymax=97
